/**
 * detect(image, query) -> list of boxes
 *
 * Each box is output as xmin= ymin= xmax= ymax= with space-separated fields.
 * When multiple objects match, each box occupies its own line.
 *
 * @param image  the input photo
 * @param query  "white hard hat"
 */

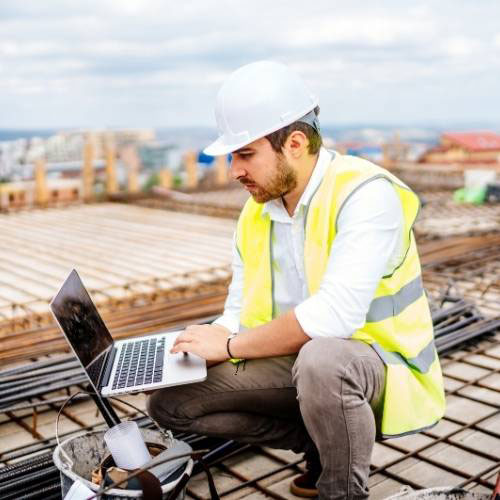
xmin=204 ymin=61 xmax=319 ymax=156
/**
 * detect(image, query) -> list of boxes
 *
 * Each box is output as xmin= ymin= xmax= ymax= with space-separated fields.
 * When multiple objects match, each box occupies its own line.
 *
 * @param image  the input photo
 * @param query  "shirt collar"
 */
xmin=262 ymin=147 xmax=334 ymax=221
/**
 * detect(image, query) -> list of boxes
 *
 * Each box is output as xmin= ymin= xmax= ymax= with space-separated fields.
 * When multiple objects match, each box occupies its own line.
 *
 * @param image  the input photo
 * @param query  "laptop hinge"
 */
xmin=98 ymin=345 xmax=117 ymax=390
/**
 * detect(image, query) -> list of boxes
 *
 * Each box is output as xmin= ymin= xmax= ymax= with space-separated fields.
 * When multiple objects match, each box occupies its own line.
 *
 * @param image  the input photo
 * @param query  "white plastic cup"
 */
xmin=103 ymin=421 xmax=151 ymax=470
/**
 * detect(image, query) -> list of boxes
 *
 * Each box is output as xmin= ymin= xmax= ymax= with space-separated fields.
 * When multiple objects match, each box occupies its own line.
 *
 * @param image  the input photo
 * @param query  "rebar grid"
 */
xmin=0 ymin=281 xmax=229 ymax=365
xmin=1 ymin=327 xmax=499 ymax=499
xmin=0 ymin=203 xmax=235 ymax=329
xmin=0 ymin=345 xmax=498 ymax=499
xmin=186 ymin=335 xmax=500 ymax=498
xmin=181 ymin=333 xmax=500 ymax=498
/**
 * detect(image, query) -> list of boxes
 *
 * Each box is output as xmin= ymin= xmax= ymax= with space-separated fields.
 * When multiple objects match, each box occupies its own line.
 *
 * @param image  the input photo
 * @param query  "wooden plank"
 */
xmin=445 ymin=395 xmax=496 ymax=423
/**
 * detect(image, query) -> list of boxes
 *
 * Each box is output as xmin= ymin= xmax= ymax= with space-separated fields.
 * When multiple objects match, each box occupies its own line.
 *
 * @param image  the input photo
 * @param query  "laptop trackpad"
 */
xmin=166 ymin=351 xmax=207 ymax=386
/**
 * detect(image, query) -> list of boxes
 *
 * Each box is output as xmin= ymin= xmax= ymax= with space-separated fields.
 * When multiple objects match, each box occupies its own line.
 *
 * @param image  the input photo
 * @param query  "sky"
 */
xmin=1 ymin=0 xmax=500 ymax=129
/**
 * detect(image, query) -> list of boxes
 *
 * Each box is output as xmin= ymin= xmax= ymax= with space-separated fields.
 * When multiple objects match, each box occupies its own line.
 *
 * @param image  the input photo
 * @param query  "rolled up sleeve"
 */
xmin=212 ymin=233 xmax=243 ymax=333
xmin=295 ymin=178 xmax=404 ymax=338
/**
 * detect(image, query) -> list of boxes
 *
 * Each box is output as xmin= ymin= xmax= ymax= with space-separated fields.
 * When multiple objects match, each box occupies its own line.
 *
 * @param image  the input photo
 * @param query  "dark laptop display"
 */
xmin=50 ymin=269 xmax=113 ymax=387
xmin=51 ymin=269 xmax=207 ymax=397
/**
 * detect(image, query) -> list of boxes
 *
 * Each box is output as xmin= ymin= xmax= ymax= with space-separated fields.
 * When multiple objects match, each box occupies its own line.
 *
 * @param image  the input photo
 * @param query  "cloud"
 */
xmin=0 ymin=0 xmax=499 ymax=127
xmin=287 ymin=14 xmax=435 ymax=48
xmin=441 ymin=36 xmax=483 ymax=57
xmin=0 ymin=40 xmax=63 ymax=57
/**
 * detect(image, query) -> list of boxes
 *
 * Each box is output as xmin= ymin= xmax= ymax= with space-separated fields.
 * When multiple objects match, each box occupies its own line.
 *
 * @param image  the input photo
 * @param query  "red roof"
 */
xmin=443 ymin=132 xmax=500 ymax=151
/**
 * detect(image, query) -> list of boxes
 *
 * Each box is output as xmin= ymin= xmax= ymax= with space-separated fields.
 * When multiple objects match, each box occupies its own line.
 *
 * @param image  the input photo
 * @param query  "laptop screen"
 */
xmin=50 ymin=269 xmax=113 ymax=387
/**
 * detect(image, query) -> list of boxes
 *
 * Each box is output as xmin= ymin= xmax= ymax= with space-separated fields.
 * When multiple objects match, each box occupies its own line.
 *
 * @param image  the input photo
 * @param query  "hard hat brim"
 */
xmin=203 ymin=136 xmax=246 ymax=157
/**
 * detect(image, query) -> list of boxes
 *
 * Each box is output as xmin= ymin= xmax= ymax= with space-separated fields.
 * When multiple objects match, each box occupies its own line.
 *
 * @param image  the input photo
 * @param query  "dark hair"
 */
xmin=265 ymin=106 xmax=322 ymax=155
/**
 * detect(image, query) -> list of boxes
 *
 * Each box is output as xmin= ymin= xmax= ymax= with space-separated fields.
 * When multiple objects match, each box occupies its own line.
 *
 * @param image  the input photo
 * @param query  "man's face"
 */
xmin=230 ymin=138 xmax=297 ymax=203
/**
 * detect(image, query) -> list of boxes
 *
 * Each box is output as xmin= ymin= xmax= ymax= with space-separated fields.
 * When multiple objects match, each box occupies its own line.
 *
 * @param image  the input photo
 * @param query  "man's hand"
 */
xmin=171 ymin=324 xmax=232 ymax=361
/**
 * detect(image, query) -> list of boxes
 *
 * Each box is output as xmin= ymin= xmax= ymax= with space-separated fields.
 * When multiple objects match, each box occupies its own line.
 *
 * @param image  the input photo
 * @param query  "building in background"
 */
xmin=0 ymin=128 xmax=156 ymax=183
xmin=419 ymin=131 xmax=500 ymax=165
xmin=0 ymin=178 xmax=82 ymax=211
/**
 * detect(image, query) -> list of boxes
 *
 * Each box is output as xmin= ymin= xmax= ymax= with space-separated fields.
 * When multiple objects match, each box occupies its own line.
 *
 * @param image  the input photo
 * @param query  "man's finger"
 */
xmin=171 ymin=341 xmax=194 ymax=354
xmin=173 ymin=331 xmax=193 ymax=346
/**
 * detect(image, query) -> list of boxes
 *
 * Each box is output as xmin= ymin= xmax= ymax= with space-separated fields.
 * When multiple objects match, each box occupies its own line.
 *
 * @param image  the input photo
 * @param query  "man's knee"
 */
xmin=293 ymin=337 xmax=349 ymax=382
xmin=146 ymin=387 xmax=191 ymax=430
xmin=146 ymin=390 xmax=168 ymax=424
xmin=292 ymin=338 xmax=339 ymax=412
xmin=293 ymin=337 xmax=373 ymax=405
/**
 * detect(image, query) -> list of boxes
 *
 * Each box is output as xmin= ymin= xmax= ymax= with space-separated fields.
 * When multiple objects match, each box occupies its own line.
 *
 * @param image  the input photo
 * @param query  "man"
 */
xmin=148 ymin=61 xmax=446 ymax=499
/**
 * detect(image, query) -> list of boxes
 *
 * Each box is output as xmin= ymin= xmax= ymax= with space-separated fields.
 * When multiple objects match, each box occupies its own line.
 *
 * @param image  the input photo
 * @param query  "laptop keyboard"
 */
xmin=112 ymin=337 xmax=166 ymax=390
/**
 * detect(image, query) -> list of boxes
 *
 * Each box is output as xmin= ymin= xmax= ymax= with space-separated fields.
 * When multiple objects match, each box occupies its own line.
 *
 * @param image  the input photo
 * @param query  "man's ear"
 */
xmin=283 ymin=130 xmax=308 ymax=159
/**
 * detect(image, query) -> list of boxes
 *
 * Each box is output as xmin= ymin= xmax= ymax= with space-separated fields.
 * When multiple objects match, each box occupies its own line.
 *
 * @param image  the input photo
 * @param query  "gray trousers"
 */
xmin=147 ymin=337 xmax=385 ymax=499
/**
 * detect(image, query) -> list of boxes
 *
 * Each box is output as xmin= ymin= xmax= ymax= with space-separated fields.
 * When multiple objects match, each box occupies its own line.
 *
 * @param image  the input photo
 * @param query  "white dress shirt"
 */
xmin=214 ymin=147 xmax=405 ymax=339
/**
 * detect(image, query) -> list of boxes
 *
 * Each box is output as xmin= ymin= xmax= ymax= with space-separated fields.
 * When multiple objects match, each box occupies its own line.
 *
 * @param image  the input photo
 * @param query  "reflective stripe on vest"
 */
xmin=371 ymin=338 xmax=436 ymax=373
xmin=366 ymin=275 xmax=424 ymax=323
xmin=236 ymin=152 xmax=446 ymax=437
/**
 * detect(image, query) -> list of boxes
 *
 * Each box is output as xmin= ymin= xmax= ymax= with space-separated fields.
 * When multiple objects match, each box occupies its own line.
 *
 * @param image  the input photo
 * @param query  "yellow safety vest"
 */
xmin=236 ymin=153 xmax=446 ymax=438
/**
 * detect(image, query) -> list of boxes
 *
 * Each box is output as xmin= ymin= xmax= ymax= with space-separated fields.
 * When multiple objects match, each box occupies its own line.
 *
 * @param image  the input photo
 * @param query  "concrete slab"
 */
xmin=485 ymin=343 xmax=500 ymax=357
xmin=0 ymin=421 xmax=35 ymax=453
xmin=384 ymin=433 xmax=434 ymax=452
xmin=261 ymin=447 xmax=302 ymax=464
xmin=471 ymin=483 xmax=498 ymax=495
xmin=387 ymin=460 xmax=464 ymax=489
xmin=369 ymin=475 xmax=406 ymax=500
xmin=71 ymin=406 xmax=106 ymax=427
xmin=475 ymin=412 xmax=500 ymax=433
xmin=238 ymin=491 xmax=268 ymax=499
xmin=465 ymin=354 xmax=500 ymax=370
xmin=188 ymin=465 xmax=247 ymax=499
xmin=224 ymin=450 xmax=296 ymax=488
xmin=481 ymin=372 xmax=500 ymax=390
xmin=242 ymin=472 xmax=300 ymax=499
xmin=34 ymin=415 xmax=81 ymax=439
xmin=427 ymin=418 xmax=462 ymax=437
xmin=450 ymin=428 xmax=500 ymax=457
xmin=371 ymin=443 xmax=406 ymax=468
xmin=442 ymin=362 xmax=491 ymax=382
xmin=444 ymin=395 xmax=495 ymax=423
xmin=386 ymin=457 xmax=419 ymax=475
xmin=443 ymin=376 xmax=465 ymax=392
xmin=457 ymin=384 xmax=500 ymax=406
xmin=419 ymin=443 xmax=495 ymax=476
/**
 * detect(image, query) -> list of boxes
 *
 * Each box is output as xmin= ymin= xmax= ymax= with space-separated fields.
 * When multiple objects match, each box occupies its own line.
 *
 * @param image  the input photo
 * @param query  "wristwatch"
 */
xmin=226 ymin=333 xmax=238 ymax=359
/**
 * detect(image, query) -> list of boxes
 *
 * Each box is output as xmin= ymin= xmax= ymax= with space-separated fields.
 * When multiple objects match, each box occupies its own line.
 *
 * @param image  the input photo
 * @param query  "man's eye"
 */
xmin=240 ymin=153 xmax=253 ymax=159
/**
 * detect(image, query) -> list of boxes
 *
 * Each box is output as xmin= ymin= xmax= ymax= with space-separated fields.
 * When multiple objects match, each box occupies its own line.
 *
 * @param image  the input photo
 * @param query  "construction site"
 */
xmin=0 ymin=132 xmax=499 ymax=500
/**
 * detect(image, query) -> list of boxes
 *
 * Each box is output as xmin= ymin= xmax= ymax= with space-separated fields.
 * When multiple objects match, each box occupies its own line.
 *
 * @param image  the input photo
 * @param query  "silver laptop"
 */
xmin=50 ymin=269 xmax=207 ymax=396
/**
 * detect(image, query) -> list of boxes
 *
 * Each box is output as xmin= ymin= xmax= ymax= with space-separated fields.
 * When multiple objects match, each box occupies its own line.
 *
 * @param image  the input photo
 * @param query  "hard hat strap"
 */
xmin=297 ymin=109 xmax=321 ymax=134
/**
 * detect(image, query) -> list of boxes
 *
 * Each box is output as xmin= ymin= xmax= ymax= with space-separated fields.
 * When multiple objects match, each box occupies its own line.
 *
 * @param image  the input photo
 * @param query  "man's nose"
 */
xmin=230 ymin=158 xmax=246 ymax=180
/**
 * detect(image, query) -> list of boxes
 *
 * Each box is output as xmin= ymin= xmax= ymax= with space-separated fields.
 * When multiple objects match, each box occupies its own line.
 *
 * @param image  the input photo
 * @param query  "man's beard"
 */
xmin=241 ymin=154 xmax=297 ymax=204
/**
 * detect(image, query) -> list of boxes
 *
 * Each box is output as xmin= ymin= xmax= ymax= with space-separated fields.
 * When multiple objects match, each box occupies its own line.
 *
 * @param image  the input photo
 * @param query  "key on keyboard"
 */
xmin=111 ymin=337 xmax=166 ymax=390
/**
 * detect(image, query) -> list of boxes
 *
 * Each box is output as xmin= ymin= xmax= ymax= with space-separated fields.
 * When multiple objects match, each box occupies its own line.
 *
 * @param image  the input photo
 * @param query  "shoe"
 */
xmin=290 ymin=452 xmax=321 ymax=498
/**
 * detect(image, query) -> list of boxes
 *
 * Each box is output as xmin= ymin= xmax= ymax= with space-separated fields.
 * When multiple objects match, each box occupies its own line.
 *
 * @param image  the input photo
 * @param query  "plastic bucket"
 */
xmin=385 ymin=486 xmax=490 ymax=499
xmin=53 ymin=428 xmax=193 ymax=499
